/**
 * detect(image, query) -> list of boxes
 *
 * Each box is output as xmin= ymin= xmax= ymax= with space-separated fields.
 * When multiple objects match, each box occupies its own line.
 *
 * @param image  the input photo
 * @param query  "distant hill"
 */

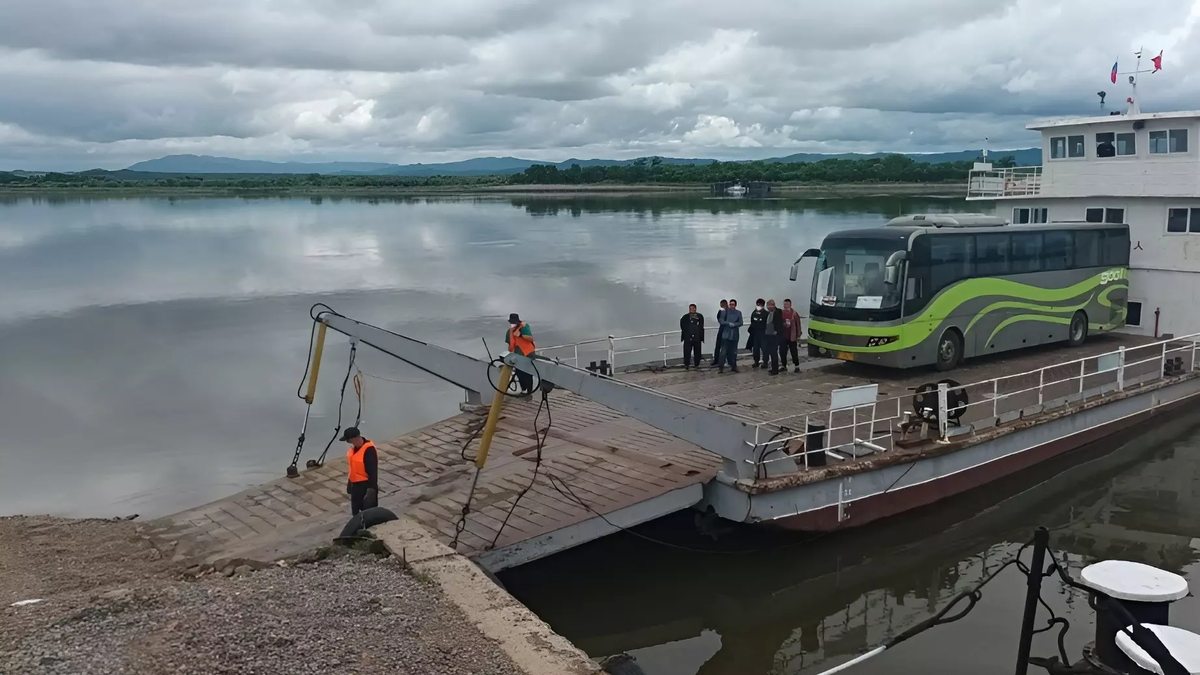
xmin=127 ymin=155 xmax=397 ymax=174
xmin=123 ymin=149 xmax=1041 ymax=177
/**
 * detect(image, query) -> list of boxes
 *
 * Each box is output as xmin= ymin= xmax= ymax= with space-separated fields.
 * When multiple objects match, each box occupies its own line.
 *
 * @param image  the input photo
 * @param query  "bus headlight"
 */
xmin=865 ymin=336 xmax=899 ymax=347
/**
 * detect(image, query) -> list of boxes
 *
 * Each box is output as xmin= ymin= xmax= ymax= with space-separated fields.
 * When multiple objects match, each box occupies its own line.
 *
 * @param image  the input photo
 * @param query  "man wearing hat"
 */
xmin=505 ymin=313 xmax=537 ymax=396
xmin=340 ymin=426 xmax=379 ymax=515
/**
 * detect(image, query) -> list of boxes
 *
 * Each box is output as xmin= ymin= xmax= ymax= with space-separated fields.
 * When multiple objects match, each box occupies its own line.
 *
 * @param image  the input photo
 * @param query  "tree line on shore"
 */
xmin=0 ymin=154 xmax=1018 ymax=189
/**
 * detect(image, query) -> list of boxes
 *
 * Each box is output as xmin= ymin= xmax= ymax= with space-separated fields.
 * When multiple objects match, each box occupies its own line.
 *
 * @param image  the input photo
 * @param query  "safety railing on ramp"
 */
xmin=541 ymin=323 xmax=810 ymax=376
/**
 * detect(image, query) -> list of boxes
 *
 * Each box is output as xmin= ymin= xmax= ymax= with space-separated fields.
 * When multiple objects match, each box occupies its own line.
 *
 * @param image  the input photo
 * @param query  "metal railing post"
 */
xmin=937 ymin=382 xmax=949 ymax=441
xmin=1160 ymin=342 xmax=1168 ymax=378
xmin=803 ymin=413 xmax=810 ymax=469
xmin=1193 ymin=340 xmax=1199 ymax=372
xmin=1038 ymin=369 xmax=1044 ymax=405
xmin=605 ymin=335 xmax=617 ymax=378
xmin=573 ymin=344 xmax=579 ymax=368
xmin=992 ymin=380 xmax=999 ymax=418
xmin=662 ymin=332 xmax=668 ymax=367
xmin=1117 ymin=347 xmax=1126 ymax=390
xmin=1078 ymin=361 xmax=1085 ymax=394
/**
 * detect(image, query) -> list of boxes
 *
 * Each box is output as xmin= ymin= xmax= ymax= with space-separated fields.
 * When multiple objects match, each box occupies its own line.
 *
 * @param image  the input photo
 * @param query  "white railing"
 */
xmin=751 ymin=332 xmax=1200 ymax=476
xmin=966 ymin=165 xmax=1043 ymax=199
xmin=541 ymin=323 xmax=809 ymax=376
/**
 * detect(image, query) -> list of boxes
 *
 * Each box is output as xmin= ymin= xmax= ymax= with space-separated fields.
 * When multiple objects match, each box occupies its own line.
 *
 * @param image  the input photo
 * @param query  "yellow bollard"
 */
xmin=474 ymin=364 xmax=513 ymax=469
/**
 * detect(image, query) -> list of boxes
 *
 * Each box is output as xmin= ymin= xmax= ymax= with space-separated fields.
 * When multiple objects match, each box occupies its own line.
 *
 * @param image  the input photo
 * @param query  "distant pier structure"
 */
xmin=711 ymin=180 xmax=774 ymax=197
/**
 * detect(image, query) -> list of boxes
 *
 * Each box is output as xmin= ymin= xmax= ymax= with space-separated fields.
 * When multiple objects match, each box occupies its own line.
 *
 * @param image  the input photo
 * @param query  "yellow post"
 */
xmin=305 ymin=322 xmax=328 ymax=404
xmin=474 ymin=365 xmax=513 ymax=469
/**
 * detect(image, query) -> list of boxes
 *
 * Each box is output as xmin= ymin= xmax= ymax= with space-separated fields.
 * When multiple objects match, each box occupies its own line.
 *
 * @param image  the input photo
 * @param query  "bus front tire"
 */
xmin=1068 ymin=311 xmax=1088 ymax=347
xmin=935 ymin=330 xmax=962 ymax=372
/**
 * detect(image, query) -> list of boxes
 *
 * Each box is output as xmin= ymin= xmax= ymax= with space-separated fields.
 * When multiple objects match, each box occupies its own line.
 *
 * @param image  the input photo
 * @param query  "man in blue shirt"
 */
xmin=719 ymin=299 xmax=744 ymax=373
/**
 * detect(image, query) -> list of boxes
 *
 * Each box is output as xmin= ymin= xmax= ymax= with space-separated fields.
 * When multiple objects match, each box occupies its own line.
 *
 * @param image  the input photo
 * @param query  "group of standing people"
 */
xmin=679 ymin=298 xmax=802 ymax=374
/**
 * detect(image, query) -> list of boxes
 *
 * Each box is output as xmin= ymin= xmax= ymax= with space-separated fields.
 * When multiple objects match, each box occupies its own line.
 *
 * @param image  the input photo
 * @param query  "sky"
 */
xmin=2 ymin=0 xmax=1199 ymax=171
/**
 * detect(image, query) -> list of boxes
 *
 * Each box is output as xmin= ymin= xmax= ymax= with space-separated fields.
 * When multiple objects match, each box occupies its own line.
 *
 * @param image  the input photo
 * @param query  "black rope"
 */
xmin=313 ymin=341 xmax=357 ymax=467
xmin=488 ymin=379 xmax=551 ymax=549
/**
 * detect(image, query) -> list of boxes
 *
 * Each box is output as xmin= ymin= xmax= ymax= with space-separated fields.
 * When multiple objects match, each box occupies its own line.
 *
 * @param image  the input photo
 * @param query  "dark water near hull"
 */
xmin=0 ymin=194 xmax=957 ymax=517
xmin=6 ymin=194 xmax=1200 ymax=675
xmin=501 ymin=413 xmax=1200 ymax=675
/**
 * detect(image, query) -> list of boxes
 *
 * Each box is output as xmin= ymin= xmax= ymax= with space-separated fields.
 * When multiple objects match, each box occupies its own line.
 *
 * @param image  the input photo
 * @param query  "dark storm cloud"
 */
xmin=1 ymin=0 xmax=1198 ymax=170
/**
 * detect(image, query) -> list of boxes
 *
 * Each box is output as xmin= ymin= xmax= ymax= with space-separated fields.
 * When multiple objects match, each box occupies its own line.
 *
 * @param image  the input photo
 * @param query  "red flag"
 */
xmin=1111 ymin=60 xmax=1119 ymax=83
xmin=1152 ymin=50 xmax=1163 ymax=71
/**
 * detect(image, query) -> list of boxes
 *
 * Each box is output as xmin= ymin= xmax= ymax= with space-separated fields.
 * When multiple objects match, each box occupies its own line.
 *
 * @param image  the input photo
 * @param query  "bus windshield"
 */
xmin=811 ymin=238 xmax=904 ymax=310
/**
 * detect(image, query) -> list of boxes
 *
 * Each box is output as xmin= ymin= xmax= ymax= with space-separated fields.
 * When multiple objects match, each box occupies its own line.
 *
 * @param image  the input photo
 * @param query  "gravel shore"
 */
xmin=1 ymin=516 xmax=524 ymax=675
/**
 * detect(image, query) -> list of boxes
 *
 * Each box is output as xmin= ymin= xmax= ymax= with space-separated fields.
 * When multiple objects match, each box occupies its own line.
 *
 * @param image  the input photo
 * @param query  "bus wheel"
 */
xmin=935 ymin=330 xmax=962 ymax=372
xmin=1068 ymin=311 xmax=1088 ymax=347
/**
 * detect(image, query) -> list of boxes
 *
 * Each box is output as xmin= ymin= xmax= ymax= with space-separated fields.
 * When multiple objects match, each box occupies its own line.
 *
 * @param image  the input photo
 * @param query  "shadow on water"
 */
xmin=500 ymin=411 xmax=1200 ymax=675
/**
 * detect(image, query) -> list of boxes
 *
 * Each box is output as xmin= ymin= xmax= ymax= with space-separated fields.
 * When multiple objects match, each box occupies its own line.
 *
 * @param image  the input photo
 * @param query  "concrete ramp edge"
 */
xmin=372 ymin=518 xmax=603 ymax=675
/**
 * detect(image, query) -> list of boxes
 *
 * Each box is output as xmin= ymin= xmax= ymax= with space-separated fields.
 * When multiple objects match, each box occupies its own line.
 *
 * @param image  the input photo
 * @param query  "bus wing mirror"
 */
xmin=884 ymin=250 xmax=907 ymax=285
xmin=789 ymin=248 xmax=821 ymax=281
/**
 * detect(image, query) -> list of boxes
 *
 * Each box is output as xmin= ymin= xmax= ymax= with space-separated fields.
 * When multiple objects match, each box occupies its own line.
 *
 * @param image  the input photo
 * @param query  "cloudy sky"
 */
xmin=2 ymin=0 xmax=1199 ymax=170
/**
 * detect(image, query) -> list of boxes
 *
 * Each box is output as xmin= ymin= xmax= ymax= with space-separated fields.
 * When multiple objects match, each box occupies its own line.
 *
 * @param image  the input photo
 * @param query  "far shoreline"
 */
xmin=0 ymin=181 xmax=968 ymax=199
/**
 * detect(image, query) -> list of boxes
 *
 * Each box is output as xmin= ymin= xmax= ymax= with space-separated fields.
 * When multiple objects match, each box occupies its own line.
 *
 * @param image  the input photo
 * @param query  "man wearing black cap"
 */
xmin=340 ymin=426 xmax=378 ymax=515
xmin=505 ymin=313 xmax=537 ymax=396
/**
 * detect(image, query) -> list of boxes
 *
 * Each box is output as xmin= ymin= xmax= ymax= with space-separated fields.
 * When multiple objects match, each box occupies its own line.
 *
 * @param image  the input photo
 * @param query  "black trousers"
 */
xmin=711 ymin=337 xmax=724 ymax=365
xmin=683 ymin=340 xmax=702 ymax=367
xmin=780 ymin=340 xmax=800 ymax=367
xmin=751 ymin=332 xmax=765 ymax=364
xmin=349 ymin=482 xmax=377 ymax=515
xmin=515 ymin=368 xmax=534 ymax=394
xmin=761 ymin=334 xmax=780 ymax=372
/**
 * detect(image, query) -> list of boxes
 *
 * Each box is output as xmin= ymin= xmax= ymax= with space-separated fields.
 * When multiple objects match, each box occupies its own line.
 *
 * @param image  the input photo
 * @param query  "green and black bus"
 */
xmin=790 ymin=214 xmax=1130 ymax=370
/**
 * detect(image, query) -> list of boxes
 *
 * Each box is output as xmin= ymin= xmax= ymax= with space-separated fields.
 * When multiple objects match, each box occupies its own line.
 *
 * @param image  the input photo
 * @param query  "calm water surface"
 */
xmin=0 ymin=194 xmax=953 ymax=517
xmin=4 ymin=194 xmax=1198 ymax=675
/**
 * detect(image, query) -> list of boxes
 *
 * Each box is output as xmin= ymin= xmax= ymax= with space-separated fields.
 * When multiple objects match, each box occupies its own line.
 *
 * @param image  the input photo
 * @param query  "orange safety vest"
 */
xmin=508 ymin=322 xmax=536 ymax=356
xmin=347 ymin=440 xmax=375 ymax=483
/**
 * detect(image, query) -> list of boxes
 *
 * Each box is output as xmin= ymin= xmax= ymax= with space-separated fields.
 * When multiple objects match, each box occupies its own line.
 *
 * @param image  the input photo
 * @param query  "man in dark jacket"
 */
xmin=761 ymin=299 xmax=785 ymax=375
xmin=680 ymin=303 xmax=704 ymax=369
xmin=710 ymin=299 xmax=728 ymax=367
xmin=748 ymin=298 xmax=768 ymax=368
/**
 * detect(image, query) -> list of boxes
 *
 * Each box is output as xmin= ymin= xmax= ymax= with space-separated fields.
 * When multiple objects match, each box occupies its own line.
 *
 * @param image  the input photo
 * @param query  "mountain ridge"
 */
xmin=127 ymin=148 xmax=1041 ymax=176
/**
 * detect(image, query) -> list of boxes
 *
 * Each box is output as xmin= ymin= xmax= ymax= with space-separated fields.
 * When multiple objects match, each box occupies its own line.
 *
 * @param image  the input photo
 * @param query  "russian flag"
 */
xmin=1111 ymin=60 xmax=1119 ymax=83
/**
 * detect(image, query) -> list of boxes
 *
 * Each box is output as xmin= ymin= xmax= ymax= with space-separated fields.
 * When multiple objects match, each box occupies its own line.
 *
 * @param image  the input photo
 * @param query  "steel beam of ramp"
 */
xmin=503 ymin=353 xmax=797 ymax=481
xmin=320 ymin=312 xmax=498 ymax=406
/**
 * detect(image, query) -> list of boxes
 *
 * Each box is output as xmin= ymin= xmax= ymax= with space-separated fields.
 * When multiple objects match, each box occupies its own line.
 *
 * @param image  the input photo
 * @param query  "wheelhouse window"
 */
xmin=1050 ymin=136 xmax=1066 ymax=159
xmin=811 ymin=238 xmax=904 ymax=310
xmin=1013 ymin=207 xmax=1048 ymax=224
xmin=1150 ymin=129 xmax=1189 ymax=154
xmin=1068 ymin=135 xmax=1085 ymax=158
xmin=1085 ymin=207 xmax=1125 ymax=224
xmin=1096 ymin=132 xmax=1136 ymax=157
xmin=1048 ymin=134 xmax=1086 ymax=159
xmin=1166 ymin=207 xmax=1200 ymax=234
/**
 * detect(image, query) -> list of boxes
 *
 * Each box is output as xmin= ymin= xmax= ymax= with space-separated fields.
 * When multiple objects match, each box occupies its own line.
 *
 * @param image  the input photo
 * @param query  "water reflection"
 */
xmin=501 ymin=414 xmax=1200 ymax=675
xmin=0 ymin=194 xmax=964 ymax=518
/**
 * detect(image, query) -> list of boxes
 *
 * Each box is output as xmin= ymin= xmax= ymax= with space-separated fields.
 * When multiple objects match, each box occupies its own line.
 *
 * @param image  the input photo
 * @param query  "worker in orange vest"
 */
xmin=506 ymin=313 xmax=536 ymax=396
xmin=340 ymin=426 xmax=378 ymax=515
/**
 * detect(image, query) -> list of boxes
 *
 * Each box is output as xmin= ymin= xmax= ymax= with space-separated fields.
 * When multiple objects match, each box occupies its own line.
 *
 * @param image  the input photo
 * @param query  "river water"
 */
xmin=3 ymin=194 xmax=1199 ymax=674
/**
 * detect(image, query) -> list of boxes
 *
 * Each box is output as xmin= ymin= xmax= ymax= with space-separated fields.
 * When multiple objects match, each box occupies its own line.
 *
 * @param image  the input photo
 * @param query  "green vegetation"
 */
xmin=0 ymin=154 xmax=1016 ymax=193
xmin=511 ymin=154 xmax=1017 ymax=185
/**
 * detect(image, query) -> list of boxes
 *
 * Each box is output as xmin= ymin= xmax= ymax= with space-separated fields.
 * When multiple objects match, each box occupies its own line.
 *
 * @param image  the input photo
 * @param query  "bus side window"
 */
xmin=1010 ymin=233 xmax=1043 ymax=273
xmin=1074 ymin=230 xmax=1102 ymax=268
xmin=928 ymin=235 xmax=974 ymax=294
xmin=975 ymin=233 xmax=1010 ymax=276
xmin=1103 ymin=228 xmax=1130 ymax=266
xmin=1043 ymin=230 xmax=1073 ymax=272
